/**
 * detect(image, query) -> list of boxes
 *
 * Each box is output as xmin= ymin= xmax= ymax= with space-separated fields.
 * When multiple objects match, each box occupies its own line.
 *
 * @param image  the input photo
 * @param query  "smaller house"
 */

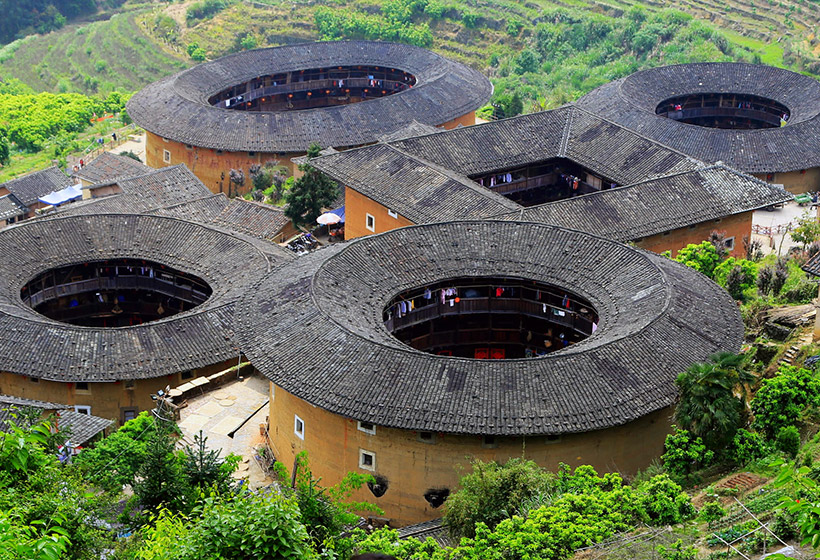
xmin=0 ymin=166 xmax=73 ymax=221
xmin=72 ymin=151 xmax=150 ymax=194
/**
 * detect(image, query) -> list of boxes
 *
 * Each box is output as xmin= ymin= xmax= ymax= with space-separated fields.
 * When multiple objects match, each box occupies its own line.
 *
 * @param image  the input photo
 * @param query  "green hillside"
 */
xmin=0 ymin=7 xmax=186 ymax=95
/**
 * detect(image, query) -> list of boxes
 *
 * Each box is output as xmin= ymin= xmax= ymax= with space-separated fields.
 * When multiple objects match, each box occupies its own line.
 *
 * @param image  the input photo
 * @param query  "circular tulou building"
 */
xmin=238 ymin=220 xmax=743 ymax=526
xmin=0 ymin=213 xmax=281 ymax=423
xmin=577 ymin=62 xmax=820 ymax=193
xmin=127 ymin=40 xmax=492 ymax=196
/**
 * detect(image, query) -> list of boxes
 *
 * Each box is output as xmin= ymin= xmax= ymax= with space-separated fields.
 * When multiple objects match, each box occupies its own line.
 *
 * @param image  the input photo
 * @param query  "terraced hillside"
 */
xmin=0 ymin=9 xmax=187 ymax=95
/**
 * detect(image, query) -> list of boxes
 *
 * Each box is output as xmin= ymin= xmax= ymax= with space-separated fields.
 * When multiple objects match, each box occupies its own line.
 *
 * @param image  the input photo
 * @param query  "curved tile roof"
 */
xmin=0 ymin=213 xmax=274 ymax=382
xmin=238 ymin=221 xmax=743 ymax=436
xmin=127 ymin=41 xmax=492 ymax=153
xmin=576 ymin=63 xmax=820 ymax=173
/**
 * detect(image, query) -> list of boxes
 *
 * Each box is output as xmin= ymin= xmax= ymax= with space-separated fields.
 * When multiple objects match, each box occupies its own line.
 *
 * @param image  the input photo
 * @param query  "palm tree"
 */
xmin=674 ymin=352 xmax=756 ymax=451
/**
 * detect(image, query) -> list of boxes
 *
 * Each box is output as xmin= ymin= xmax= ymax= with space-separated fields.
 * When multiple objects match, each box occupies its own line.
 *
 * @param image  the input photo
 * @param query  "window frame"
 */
xmin=294 ymin=415 xmax=305 ymax=440
xmin=357 ymin=421 xmax=376 ymax=435
xmin=163 ymin=149 xmax=171 ymax=164
xmin=359 ymin=449 xmax=376 ymax=471
xmin=365 ymin=213 xmax=375 ymax=232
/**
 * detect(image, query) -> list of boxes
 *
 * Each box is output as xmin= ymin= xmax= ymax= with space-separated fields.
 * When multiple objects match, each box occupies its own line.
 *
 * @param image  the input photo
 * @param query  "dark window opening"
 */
xmin=424 ymin=488 xmax=450 ymax=508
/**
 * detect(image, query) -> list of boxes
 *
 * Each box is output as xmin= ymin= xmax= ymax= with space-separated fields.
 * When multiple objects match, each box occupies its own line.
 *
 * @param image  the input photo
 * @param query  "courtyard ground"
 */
xmin=752 ymin=200 xmax=816 ymax=256
xmin=177 ymin=373 xmax=273 ymax=489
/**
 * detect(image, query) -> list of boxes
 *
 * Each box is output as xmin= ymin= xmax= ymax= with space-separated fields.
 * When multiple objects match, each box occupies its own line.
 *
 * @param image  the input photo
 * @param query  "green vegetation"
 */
xmin=285 ymin=144 xmax=340 ymax=228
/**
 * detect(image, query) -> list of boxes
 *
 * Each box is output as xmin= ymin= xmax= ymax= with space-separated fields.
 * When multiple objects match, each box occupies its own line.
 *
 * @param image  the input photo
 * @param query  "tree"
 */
xmin=674 ymin=352 xmax=755 ymax=450
xmin=73 ymin=411 xmax=158 ymax=492
xmin=661 ymin=427 xmax=713 ymax=481
xmin=791 ymin=210 xmax=820 ymax=250
xmin=751 ymin=365 xmax=820 ymax=439
xmin=284 ymin=144 xmax=339 ymax=228
xmin=132 ymin=407 xmax=188 ymax=514
xmin=674 ymin=241 xmax=723 ymax=278
xmin=443 ymin=458 xmax=554 ymax=538
xmin=183 ymin=431 xmax=239 ymax=496
xmin=135 ymin=493 xmax=317 ymax=560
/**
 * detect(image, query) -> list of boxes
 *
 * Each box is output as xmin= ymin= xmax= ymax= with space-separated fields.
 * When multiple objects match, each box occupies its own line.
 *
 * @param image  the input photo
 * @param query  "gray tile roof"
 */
xmin=0 ymin=193 xmax=27 ymax=220
xmin=127 ymin=40 xmax=491 ymax=153
xmin=311 ymin=105 xmax=791 ymax=237
xmin=503 ymin=165 xmax=791 ymax=241
xmin=0 ymin=213 xmax=281 ymax=382
xmin=312 ymin=142 xmax=519 ymax=224
xmin=576 ymin=63 xmax=820 ymax=173
xmin=238 ymin=221 xmax=743 ymax=436
xmin=57 ymin=409 xmax=114 ymax=446
xmin=74 ymin=152 xmax=151 ymax=185
xmin=1 ymin=166 xmax=73 ymax=206
xmin=55 ymin=165 xmax=215 ymax=217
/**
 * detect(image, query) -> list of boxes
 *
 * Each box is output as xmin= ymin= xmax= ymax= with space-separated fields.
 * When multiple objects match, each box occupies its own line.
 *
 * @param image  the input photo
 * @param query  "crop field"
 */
xmin=0 ymin=9 xmax=187 ymax=95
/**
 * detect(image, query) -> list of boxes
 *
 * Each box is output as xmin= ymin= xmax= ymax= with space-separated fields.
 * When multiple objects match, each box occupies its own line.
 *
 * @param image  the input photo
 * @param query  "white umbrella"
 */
xmin=317 ymin=212 xmax=342 ymax=225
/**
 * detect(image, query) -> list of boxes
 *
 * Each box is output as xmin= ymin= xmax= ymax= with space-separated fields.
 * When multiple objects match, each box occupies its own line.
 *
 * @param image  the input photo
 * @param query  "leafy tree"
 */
xmin=751 ymin=365 xmax=820 ymax=439
xmin=279 ymin=452 xmax=381 ymax=552
xmin=699 ymin=500 xmax=726 ymax=524
xmin=730 ymin=428 xmax=768 ymax=465
xmin=776 ymin=425 xmax=801 ymax=458
xmin=514 ymin=49 xmax=540 ymax=74
xmin=73 ymin=411 xmax=158 ymax=491
xmin=443 ymin=458 xmax=555 ymax=538
xmin=635 ymin=475 xmax=695 ymax=525
xmin=135 ymin=493 xmax=317 ymax=560
xmin=661 ymin=427 xmax=713 ymax=481
xmin=791 ymin=210 xmax=820 ymax=250
xmin=674 ymin=352 xmax=754 ymax=450
xmin=674 ymin=241 xmax=723 ymax=278
xmin=284 ymin=144 xmax=339 ymax=228
xmin=132 ymin=411 xmax=187 ymax=514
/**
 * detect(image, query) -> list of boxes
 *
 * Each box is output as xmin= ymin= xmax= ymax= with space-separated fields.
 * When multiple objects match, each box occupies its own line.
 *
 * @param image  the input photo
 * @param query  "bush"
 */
xmin=661 ymin=427 xmax=714 ymax=481
xmin=776 ymin=425 xmax=801 ymax=457
xmin=730 ymin=429 xmax=768 ymax=465
xmin=443 ymin=458 xmax=554 ymax=538
xmin=782 ymin=279 xmax=818 ymax=304
xmin=699 ymin=500 xmax=726 ymax=524
xmin=186 ymin=0 xmax=234 ymax=24
xmin=635 ymin=475 xmax=695 ymax=525
xmin=751 ymin=365 xmax=820 ymax=438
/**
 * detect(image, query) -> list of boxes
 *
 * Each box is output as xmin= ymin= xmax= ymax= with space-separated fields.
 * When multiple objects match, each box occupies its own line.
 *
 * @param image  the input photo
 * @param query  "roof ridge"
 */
xmin=558 ymin=106 xmax=574 ymax=157
xmin=384 ymin=143 xmax=520 ymax=211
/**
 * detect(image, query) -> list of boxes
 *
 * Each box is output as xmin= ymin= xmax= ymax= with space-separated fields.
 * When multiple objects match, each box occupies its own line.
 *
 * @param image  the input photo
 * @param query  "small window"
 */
xmin=248 ymin=151 xmax=256 ymax=157
xmin=180 ymin=370 xmax=194 ymax=380
xmin=359 ymin=449 xmax=376 ymax=471
xmin=545 ymin=434 xmax=561 ymax=444
xmin=185 ymin=144 xmax=193 ymax=150
xmin=365 ymin=213 xmax=375 ymax=232
xmin=482 ymin=435 xmax=497 ymax=449
xmin=124 ymin=379 xmax=135 ymax=389
xmin=418 ymin=431 xmax=436 ymax=444
xmin=122 ymin=408 xmax=138 ymax=423
xmin=215 ymin=149 xmax=224 ymax=154
xmin=162 ymin=137 xmax=169 ymax=143
xmin=688 ymin=224 xmax=697 ymax=230
xmin=294 ymin=415 xmax=305 ymax=440
xmin=358 ymin=421 xmax=376 ymax=435
xmin=75 ymin=382 xmax=89 ymax=392
xmin=75 ymin=405 xmax=91 ymax=415
xmin=713 ymin=218 xmax=722 ymax=224
xmin=724 ymin=236 xmax=735 ymax=250
xmin=29 ymin=376 xmax=39 ymax=383
xmin=163 ymin=149 xmax=171 ymax=164
xmin=387 ymin=209 xmax=398 ymax=219
xmin=661 ymin=231 xmax=671 ymax=237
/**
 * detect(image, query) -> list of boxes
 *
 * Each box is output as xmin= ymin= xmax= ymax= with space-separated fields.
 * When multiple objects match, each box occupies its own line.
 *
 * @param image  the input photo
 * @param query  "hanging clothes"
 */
xmin=424 ymin=288 xmax=432 ymax=300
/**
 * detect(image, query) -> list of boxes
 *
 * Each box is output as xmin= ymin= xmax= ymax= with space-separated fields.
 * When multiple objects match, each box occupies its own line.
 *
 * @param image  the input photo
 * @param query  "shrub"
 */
xmin=751 ymin=365 xmax=820 ymax=438
xmin=699 ymin=500 xmax=726 ymax=524
xmin=730 ymin=429 xmax=767 ymax=465
xmin=661 ymin=427 xmax=714 ymax=481
xmin=776 ymin=425 xmax=801 ymax=457
xmin=635 ymin=475 xmax=695 ymax=525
